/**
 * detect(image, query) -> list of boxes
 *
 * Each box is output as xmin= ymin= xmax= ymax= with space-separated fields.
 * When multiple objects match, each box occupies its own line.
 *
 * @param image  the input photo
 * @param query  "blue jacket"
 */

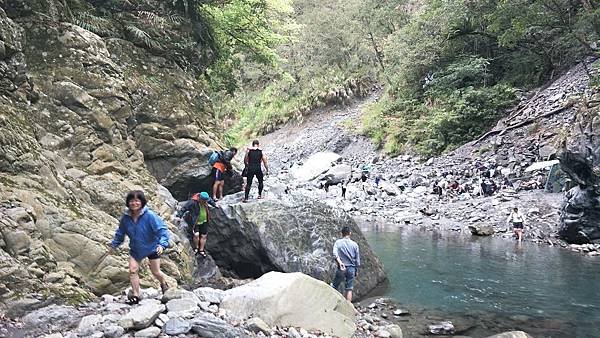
xmin=111 ymin=206 xmax=170 ymax=261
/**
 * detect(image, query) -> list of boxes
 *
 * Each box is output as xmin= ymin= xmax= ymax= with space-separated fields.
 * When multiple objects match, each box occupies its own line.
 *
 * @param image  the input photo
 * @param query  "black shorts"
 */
xmin=146 ymin=252 xmax=161 ymax=260
xmin=242 ymin=166 xmax=248 ymax=178
xmin=513 ymin=222 xmax=524 ymax=229
xmin=194 ymin=222 xmax=208 ymax=235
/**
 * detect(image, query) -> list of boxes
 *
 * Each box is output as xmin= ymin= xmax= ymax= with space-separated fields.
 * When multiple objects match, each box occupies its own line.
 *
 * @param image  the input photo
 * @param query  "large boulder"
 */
xmin=291 ymin=152 xmax=341 ymax=182
xmin=468 ymin=224 xmax=495 ymax=236
xmin=320 ymin=163 xmax=352 ymax=185
xmin=208 ymin=192 xmax=387 ymax=299
xmin=220 ymin=272 xmax=356 ymax=338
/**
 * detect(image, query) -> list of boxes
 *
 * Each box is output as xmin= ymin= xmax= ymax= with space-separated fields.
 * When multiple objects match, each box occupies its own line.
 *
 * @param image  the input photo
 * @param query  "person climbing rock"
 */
xmin=212 ymin=147 xmax=237 ymax=200
xmin=507 ymin=207 xmax=526 ymax=242
xmin=176 ymin=192 xmax=218 ymax=258
xmin=109 ymin=190 xmax=170 ymax=304
xmin=331 ymin=226 xmax=360 ymax=302
xmin=243 ymin=140 xmax=269 ymax=202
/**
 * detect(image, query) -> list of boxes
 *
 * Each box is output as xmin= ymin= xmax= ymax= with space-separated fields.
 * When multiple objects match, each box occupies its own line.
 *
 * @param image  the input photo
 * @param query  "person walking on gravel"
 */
xmin=331 ymin=226 xmax=360 ymax=302
xmin=109 ymin=190 xmax=170 ymax=304
xmin=243 ymin=140 xmax=269 ymax=202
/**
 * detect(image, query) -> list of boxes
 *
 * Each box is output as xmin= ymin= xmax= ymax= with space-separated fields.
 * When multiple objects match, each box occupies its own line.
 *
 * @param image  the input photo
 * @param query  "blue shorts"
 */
xmin=331 ymin=266 xmax=356 ymax=291
xmin=213 ymin=168 xmax=224 ymax=181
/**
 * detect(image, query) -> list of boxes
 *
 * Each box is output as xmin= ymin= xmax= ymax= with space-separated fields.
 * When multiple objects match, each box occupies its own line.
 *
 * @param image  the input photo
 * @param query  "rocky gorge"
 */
xmin=1 ymin=1 xmax=600 ymax=338
xmin=0 ymin=1 xmax=393 ymax=337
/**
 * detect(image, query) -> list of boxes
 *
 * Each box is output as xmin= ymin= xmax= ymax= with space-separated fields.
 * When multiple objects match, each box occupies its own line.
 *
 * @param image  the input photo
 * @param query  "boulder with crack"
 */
xmin=208 ymin=191 xmax=387 ymax=299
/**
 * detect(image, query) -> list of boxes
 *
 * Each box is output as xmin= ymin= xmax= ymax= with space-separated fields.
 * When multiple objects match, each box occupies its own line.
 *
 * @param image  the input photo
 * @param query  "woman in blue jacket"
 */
xmin=110 ymin=190 xmax=170 ymax=304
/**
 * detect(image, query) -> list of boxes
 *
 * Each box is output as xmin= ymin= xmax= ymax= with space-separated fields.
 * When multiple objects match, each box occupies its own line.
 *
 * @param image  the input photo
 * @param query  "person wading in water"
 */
xmin=507 ymin=207 xmax=526 ymax=242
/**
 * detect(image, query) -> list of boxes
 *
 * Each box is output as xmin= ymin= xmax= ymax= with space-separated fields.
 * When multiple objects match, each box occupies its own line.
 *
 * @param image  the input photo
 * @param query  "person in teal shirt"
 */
xmin=110 ymin=190 xmax=170 ymax=304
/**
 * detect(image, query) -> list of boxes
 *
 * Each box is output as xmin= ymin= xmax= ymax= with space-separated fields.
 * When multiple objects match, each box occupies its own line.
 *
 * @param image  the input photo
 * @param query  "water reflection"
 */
xmin=363 ymin=227 xmax=600 ymax=337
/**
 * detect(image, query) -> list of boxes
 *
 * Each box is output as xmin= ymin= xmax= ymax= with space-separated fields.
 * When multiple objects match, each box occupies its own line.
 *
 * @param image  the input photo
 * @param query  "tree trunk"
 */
xmin=362 ymin=17 xmax=391 ymax=86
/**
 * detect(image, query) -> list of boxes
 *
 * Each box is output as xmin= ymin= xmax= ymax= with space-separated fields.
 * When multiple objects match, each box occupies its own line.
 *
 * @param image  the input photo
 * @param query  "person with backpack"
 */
xmin=243 ymin=140 xmax=269 ymax=202
xmin=210 ymin=147 xmax=237 ymax=201
xmin=507 ymin=207 xmax=526 ymax=242
xmin=109 ymin=190 xmax=170 ymax=305
xmin=176 ymin=192 xmax=217 ymax=258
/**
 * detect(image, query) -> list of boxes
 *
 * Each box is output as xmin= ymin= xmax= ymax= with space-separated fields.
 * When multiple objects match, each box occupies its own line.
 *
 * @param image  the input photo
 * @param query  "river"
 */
xmin=362 ymin=226 xmax=600 ymax=337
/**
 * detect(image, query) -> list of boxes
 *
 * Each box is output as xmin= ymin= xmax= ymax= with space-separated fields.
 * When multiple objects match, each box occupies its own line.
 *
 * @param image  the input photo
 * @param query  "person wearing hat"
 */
xmin=176 ymin=192 xmax=217 ymax=258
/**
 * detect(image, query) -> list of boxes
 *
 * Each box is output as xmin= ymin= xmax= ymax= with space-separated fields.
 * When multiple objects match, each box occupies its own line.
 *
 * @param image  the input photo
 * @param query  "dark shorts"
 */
xmin=213 ymin=168 xmax=224 ymax=181
xmin=513 ymin=222 xmax=524 ymax=229
xmin=242 ymin=166 xmax=248 ymax=178
xmin=146 ymin=252 xmax=161 ymax=260
xmin=194 ymin=222 xmax=208 ymax=235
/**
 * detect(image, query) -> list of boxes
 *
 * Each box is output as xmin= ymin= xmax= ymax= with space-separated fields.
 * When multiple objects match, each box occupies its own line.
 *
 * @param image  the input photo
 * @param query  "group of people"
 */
xmin=108 ymin=188 xmax=362 ymax=304
xmin=106 ymin=140 xmax=277 ymax=305
xmin=428 ymin=159 xmax=556 ymax=200
xmin=209 ymin=140 xmax=269 ymax=202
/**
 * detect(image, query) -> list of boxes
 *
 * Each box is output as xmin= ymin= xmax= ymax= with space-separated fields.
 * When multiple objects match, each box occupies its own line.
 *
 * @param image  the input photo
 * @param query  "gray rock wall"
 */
xmin=0 ymin=2 xmax=233 ymax=311
xmin=559 ymin=89 xmax=600 ymax=243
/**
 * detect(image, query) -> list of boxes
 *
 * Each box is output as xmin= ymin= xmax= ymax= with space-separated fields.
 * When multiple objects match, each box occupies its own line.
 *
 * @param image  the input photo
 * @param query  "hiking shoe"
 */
xmin=257 ymin=195 xmax=263 ymax=199
xmin=242 ymin=199 xmax=248 ymax=203
xmin=125 ymin=295 xmax=140 ymax=305
xmin=197 ymin=250 xmax=207 ymax=258
xmin=160 ymin=283 xmax=169 ymax=294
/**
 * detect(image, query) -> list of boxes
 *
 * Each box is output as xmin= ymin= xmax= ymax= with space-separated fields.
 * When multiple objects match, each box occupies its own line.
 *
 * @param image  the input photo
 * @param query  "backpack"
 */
xmin=208 ymin=151 xmax=221 ymax=166
xmin=222 ymin=149 xmax=235 ymax=162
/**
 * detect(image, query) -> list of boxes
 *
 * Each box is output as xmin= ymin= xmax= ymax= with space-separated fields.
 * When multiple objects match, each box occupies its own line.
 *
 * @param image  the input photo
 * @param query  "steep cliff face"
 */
xmin=0 ymin=1 xmax=231 ymax=312
xmin=559 ymin=86 xmax=600 ymax=244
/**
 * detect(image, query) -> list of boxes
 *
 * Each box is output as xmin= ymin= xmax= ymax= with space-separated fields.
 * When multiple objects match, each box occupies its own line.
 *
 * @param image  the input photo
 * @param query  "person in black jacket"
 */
xmin=243 ymin=140 xmax=269 ymax=202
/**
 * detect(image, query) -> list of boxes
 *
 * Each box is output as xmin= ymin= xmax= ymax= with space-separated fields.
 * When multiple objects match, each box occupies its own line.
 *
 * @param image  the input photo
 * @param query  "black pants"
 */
xmin=245 ymin=168 xmax=264 ymax=199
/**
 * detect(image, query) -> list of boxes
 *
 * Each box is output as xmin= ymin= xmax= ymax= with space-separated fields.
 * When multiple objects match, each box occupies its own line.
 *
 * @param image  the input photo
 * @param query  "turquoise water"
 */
xmin=364 ymin=229 xmax=600 ymax=338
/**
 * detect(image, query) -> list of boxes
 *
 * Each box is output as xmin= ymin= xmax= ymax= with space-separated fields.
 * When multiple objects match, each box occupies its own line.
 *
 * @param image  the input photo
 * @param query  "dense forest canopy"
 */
xmin=58 ymin=0 xmax=600 ymax=156
xmin=214 ymin=0 xmax=599 ymax=156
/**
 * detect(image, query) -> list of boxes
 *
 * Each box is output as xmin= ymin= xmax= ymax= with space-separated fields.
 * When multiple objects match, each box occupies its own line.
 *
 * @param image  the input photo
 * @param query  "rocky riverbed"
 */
xmin=259 ymin=59 xmax=600 ymax=256
xmin=0 ymin=282 xmax=533 ymax=338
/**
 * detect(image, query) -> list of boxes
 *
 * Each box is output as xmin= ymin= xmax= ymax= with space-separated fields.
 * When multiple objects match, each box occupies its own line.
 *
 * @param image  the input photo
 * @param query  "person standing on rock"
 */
xmin=176 ymin=192 xmax=217 ymax=258
xmin=507 ymin=207 xmax=526 ymax=242
xmin=212 ymin=147 xmax=238 ymax=201
xmin=341 ymin=179 xmax=349 ymax=199
xmin=243 ymin=140 xmax=269 ymax=202
xmin=109 ymin=190 xmax=170 ymax=305
xmin=331 ymin=226 xmax=360 ymax=302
